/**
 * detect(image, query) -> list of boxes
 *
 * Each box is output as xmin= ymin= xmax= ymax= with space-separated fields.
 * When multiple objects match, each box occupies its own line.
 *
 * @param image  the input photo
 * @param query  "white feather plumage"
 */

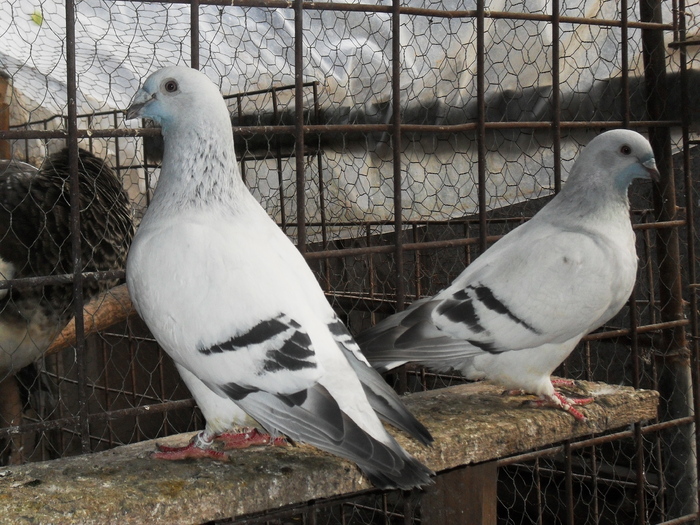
xmin=126 ymin=66 xmax=432 ymax=489
xmin=357 ymin=129 xmax=659 ymax=418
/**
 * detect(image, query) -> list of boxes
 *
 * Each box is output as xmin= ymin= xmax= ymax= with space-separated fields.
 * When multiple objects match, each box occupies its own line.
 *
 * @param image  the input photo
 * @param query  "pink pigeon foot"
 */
xmin=529 ymin=392 xmax=595 ymax=421
xmin=504 ymin=379 xmax=595 ymax=420
xmin=151 ymin=432 xmax=228 ymax=460
xmin=151 ymin=428 xmax=287 ymax=460
xmin=217 ymin=428 xmax=287 ymax=449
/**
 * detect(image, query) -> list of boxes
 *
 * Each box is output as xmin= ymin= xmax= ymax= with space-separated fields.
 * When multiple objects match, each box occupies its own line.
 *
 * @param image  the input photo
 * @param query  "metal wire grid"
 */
xmin=1 ymin=0 xmax=699 ymax=523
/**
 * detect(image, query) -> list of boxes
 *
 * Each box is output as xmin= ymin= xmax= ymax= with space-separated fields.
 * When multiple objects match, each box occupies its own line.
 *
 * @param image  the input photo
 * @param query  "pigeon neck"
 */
xmin=554 ymin=171 xmax=631 ymax=219
xmin=155 ymin=122 xmax=248 ymax=210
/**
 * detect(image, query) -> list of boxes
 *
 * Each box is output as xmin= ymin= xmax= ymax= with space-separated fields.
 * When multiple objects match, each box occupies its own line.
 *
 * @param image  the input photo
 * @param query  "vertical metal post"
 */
xmin=392 ymin=0 xmax=405 ymax=310
xmin=678 ymin=0 xmax=700 ymax=516
xmin=551 ymin=0 xmax=561 ymax=193
xmin=640 ymin=0 xmax=697 ymax=518
xmin=476 ymin=0 xmax=487 ymax=254
xmin=621 ymin=2 xmax=649 ymax=521
xmin=0 ymin=72 xmax=10 ymax=160
xmin=565 ymin=442 xmax=574 ymax=525
xmin=621 ymin=0 xmax=631 ymax=126
xmin=272 ymin=88 xmax=288 ymax=233
xmin=295 ymin=0 xmax=306 ymax=253
xmin=65 ymin=0 xmax=89 ymax=454
xmin=190 ymin=0 xmax=200 ymax=69
xmin=313 ymin=82 xmax=330 ymax=289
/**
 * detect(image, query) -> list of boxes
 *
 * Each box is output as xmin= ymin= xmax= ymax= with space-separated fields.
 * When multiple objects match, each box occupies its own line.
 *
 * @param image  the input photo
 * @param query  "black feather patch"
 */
xmin=262 ymin=331 xmax=315 ymax=373
xmin=467 ymin=338 xmax=500 ymax=354
xmin=437 ymin=284 xmax=540 ymax=336
xmin=327 ymin=318 xmax=348 ymax=337
xmin=199 ymin=316 xmax=289 ymax=355
xmin=276 ymin=389 xmax=309 ymax=407
xmin=436 ymin=295 xmax=485 ymax=333
xmin=468 ymin=285 xmax=540 ymax=334
xmin=220 ymin=382 xmax=259 ymax=401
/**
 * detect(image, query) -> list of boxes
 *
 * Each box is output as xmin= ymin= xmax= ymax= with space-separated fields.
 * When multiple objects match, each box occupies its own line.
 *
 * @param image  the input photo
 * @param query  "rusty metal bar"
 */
xmin=678 ymin=0 xmax=700 ymax=514
xmin=121 ymin=0 xmax=672 ymax=30
xmin=0 ymin=214 xmax=684 ymax=292
xmin=641 ymin=0 xmax=697 ymax=518
xmin=271 ymin=88 xmax=288 ymax=233
xmin=294 ymin=0 xmax=306 ymax=252
xmin=0 ymin=119 xmax=686 ymax=142
xmin=476 ymin=0 xmax=487 ymax=254
xmin=391 ymin=0 xmax=405 ymax=311
xmin=0 ymin=398 xmax=197 ymax=438
xmin=0 ymin=269 xmax=126 ymax=291
xmin=190 ymin=0 xmax=200 ymax=69
xmin=551 ymin=0 xmax=561 ymax=193
xmin=65 ymin=0 xmax=90 ymax=455
xmin=496 ymin=417 xmax=696 ymax=468
xmin=564 ymin=442 xmax=574 ymax=525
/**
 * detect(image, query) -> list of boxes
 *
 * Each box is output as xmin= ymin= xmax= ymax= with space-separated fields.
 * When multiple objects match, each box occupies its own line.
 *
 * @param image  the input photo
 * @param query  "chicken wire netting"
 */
xmin=1 ymin=0 xmax=699 ymax=523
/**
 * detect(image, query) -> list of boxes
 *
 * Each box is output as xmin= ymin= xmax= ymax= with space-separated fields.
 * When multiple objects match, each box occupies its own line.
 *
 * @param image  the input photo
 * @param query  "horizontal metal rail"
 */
xmin=0 ymin=120 xmax=683 ymax=141
xmin=119 ymin=0 xmax=672 ymax=31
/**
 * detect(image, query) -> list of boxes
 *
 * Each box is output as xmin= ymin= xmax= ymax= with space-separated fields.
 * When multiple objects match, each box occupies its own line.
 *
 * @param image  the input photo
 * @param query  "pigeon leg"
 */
xmin=0 ymin=376 xmax=24 ymax=465
xmin=531 ymin=392 xmax=595 ymax=421
xmin=151 ymin=431 xmax=228 ymax=461
xmin=217 ymin=428 xmax=287 ymax=449
xmin=551 ymin=378 xmax=577 ymax=387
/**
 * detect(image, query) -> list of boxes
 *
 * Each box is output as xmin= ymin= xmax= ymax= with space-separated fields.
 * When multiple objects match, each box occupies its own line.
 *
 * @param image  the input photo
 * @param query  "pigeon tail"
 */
xmin=332 ymin=321 xmax=433 ymax=445
xmin=235 ymin=384 xmax=434 ymax=490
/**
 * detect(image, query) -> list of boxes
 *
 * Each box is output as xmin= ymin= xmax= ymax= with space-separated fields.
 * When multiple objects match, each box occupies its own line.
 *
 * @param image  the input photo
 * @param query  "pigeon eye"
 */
xmin=620 ymin=145 xmax=632 ymax=155
xmin=164 ymin=80 xmax=178 ymax=93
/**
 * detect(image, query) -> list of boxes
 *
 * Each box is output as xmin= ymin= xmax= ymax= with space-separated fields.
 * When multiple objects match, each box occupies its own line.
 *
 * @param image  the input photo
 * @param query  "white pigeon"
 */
xmin=125 ymin=66 xmax=433 ymax=490
xmin=357 ymin=129 xmax=659 ymax=420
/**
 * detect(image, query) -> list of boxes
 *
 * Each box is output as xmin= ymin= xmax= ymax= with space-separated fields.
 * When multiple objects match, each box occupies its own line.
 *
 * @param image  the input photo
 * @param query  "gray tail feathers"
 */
xmin=356 ymin=298 xmax=441 ymax=370
xmin=333 ymin=329 xmax=432 ymax=445
xmin=235 ymin=385 xmax=434 ymax=490
xmin=356 ymin=298 xmax=474 ymax=373
xmin=343 ymin=349 xmax=432 ymax=446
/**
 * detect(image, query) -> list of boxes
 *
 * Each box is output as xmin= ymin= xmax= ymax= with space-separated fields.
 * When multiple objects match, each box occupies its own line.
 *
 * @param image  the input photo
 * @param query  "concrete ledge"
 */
xmin=0 ymin=381 xmax=659 ymax=524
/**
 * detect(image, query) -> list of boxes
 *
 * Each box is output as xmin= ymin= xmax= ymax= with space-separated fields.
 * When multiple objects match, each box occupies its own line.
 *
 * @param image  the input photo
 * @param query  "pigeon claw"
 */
xmin=151 ymin=433 xmax=228 ymax=461
xmin=530 ymin=392 xmax=595 ymax=421
xmin=218 ymin=428 xmax=288 ymax=449
xmin=150 ymin=429 xmax=288 ymax=461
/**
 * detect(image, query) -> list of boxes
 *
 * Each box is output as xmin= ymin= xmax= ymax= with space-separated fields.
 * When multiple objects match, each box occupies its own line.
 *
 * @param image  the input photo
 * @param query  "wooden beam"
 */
xmin=0 ymin=381 xmax=659 ymax=524
xmin=422 ymin=463 xmax=498 ymax=525
xmin=0 ymin=74 xmax=10 ymax=160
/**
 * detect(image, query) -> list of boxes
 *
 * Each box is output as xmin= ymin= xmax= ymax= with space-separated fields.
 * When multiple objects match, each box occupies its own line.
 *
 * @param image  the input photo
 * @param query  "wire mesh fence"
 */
xmin=1 ymin=0 xmax=699 ymax=523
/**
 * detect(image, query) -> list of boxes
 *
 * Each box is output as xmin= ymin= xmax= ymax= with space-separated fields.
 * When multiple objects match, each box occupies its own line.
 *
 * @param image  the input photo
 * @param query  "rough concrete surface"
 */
xmin=0 ymin=380 xmax=658 ymax=524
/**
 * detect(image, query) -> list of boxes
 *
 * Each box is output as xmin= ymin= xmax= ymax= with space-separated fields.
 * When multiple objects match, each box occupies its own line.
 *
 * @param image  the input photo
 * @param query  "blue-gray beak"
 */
xmin=126 ymin=89 xmax=155 ymax=120
xmin=643 ymin=157 xmax=660 ymax=182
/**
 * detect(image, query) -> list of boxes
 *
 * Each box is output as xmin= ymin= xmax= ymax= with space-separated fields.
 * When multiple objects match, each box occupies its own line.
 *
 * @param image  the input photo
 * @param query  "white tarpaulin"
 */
xmin=1 ymin=0 xmax=695 ymax=233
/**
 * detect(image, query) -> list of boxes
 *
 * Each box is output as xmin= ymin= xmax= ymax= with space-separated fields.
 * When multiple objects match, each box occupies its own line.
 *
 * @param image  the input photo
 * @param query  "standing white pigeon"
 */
xmin=356 ymin=129 xmax=659 ymax=420
xmin=125 ymin=66 xmax=433 ymax=490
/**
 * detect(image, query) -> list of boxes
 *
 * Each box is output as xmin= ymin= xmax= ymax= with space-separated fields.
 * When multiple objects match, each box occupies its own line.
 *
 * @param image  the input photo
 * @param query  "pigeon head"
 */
xmin=126 ymin=66 xmax=229 ymax=133
xmin=572 ymin=129 xmax=660 ymax=193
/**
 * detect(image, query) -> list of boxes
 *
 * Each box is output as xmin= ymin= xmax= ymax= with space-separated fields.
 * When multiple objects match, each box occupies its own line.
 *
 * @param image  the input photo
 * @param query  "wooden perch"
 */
xmin=45 ymin=283 xmax=136 ymax=355
xmin=0 ymin=381 xmax=659 ymax=525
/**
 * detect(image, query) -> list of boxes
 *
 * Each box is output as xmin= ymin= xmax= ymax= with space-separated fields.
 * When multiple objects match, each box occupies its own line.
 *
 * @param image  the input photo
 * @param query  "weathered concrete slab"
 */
xmin=0 ymin=380 xmax=658 ymax=525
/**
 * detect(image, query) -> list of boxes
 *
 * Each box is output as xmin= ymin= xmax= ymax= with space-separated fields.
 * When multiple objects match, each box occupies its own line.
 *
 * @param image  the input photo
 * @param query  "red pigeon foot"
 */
xmin=218 ymin=428 xmax=287 ymax=449
xmin=151 ymin=432 xmax=228 ymax=461
xmin=529 ymin=392 xmax=594 ymax=421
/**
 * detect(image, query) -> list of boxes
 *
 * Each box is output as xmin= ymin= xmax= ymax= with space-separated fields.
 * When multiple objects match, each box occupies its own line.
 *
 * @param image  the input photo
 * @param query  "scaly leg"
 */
xmin=505 ymin=378 xmax=595 ymax=421
xmin=151 ymin=428 xmax=287 ymax=460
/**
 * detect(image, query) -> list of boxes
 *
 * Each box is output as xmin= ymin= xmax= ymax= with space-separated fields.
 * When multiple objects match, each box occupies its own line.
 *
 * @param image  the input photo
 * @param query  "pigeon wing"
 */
xmin=359 ymin=221 xmax=633 ymax=370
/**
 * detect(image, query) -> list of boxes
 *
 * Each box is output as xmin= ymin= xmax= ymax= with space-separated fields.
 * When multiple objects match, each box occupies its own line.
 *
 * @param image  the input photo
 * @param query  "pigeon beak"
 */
xmin=126 ymin=90 xmax=155 ymax=121
xmin=642 ymin=157 xmax=660 ymax=182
